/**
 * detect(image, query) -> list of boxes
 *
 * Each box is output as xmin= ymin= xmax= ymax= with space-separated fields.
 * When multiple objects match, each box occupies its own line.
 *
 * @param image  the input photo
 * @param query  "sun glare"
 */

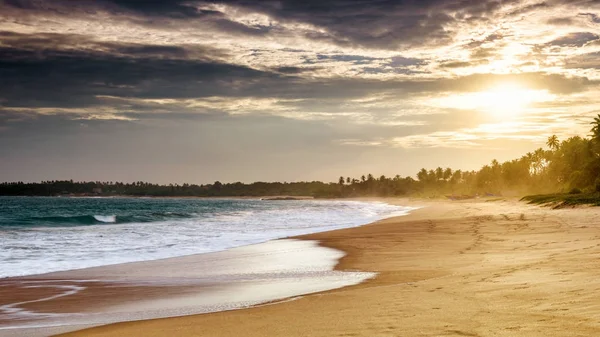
xmin=433 ymin=83 xmax=554 ymax=117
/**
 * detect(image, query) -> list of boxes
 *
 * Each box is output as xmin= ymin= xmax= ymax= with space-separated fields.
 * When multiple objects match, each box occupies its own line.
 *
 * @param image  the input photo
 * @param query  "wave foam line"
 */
xmin=0 ymin=284 xmax=85 ymax=322
xmin=92 ymin=215 xmax=116 ymax=223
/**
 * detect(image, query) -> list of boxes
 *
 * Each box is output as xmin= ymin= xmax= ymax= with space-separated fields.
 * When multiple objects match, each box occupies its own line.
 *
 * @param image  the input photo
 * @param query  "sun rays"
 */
xmin=432 ymin=83 xmax=555 ymax=117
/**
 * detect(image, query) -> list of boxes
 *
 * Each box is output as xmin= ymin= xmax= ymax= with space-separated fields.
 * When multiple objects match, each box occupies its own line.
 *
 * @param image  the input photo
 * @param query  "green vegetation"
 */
xmin=521 ymin=193 xmax=600 ymax=208
xmin=4 ymin=115 xmax=600 ymax=202
xmin=0 ymin=180 xmax=353 ymax=198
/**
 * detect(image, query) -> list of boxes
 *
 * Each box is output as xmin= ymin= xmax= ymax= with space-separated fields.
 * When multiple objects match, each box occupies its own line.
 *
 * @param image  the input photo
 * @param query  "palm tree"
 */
xmin=591 ymin=114 xmax=600 ymax=141
xmin=451 ymin=170 xmax=462 ymax=184
xmin=338 ymin=176 xmax=345 ymax=185
xmin=417 ymin=168 xmax=428 ymax=182
xmin=546 ymin=135 xmax=559 ymax=151
xmin=435 ymin=167 xmax=444 ymax=181
xmin=590 ymin=114 xmax=600 ymax=157
xmin=443 ymin=168 xmax=452 ymax=181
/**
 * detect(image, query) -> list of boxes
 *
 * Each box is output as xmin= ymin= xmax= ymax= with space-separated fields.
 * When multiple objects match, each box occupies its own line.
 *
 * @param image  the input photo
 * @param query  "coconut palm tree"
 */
xmin=546 ymin=135 xmax=559 ymax=151
xmin=417 ymin=168 xmax=428 ymax=182
xmin=435 ymin=167 xmax=444 ymax=181
xmin=591 ymin=114 xmax=600 ymax=141
xmin=443 ymin=168 xmax=452 ymax=181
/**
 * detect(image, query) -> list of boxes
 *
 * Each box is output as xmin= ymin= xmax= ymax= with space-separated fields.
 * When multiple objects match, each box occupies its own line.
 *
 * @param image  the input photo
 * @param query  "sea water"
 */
xmin=0 ymin=197 xmax=411 ymax=278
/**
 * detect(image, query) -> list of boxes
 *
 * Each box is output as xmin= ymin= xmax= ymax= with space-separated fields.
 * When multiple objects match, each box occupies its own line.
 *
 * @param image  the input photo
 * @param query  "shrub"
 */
xmin=569 ymin=187 xmax=582 ymax=194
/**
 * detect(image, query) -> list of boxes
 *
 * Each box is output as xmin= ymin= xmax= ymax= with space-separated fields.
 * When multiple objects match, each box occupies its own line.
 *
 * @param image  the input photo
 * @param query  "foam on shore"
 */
xmin=0 ymin=239 xmax=375 ymax=337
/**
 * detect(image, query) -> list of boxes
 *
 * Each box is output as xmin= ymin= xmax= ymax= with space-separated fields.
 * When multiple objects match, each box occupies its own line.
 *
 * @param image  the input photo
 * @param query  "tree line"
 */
xmin=3 ymin=115 xmax=600 ymax=199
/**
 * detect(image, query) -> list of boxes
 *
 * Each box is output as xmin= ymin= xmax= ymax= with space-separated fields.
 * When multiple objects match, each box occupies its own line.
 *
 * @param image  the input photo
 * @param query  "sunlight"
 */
xmin=469 ymin=84 xmax=535 ymax=115
xmin=433 ymin=83 xmax=555 ymax=117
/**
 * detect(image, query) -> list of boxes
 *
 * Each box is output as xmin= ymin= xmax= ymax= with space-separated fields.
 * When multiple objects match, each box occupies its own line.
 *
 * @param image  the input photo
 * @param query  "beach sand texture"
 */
xmin=56 ymin=199 xmax=600 ymax=337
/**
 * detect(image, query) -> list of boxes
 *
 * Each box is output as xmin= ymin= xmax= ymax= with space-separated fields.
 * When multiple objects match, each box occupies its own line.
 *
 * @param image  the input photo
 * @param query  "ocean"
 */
xmin=0 ymin=197 xmax=411 ymax=278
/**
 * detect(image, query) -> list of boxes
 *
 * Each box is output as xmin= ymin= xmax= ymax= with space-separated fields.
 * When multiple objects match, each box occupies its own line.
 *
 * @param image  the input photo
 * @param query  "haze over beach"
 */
xmin=5 ymin=1 xmax=600 ymax=337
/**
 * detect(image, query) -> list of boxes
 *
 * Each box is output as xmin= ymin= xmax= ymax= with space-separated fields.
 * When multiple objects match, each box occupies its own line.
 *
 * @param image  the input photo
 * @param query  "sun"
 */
xmin=469 ymin=83 xmax=539 ymax=115
xmin=433 ymin=82 xmax=554 ymax=117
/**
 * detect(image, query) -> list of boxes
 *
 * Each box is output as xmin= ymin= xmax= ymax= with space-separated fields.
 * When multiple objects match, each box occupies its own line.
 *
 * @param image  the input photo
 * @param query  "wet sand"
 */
xmin=59 ymin=198 xmax=600 ymax=336
xmin=0 ymin=239 xmax=373 ymax=337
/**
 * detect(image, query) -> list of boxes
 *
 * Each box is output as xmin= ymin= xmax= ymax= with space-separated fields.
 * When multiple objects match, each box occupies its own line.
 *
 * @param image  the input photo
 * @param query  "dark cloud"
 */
xmin=566 ymin=51 xmax=600 ymax=69
xmin=547 ymin=32 xmax=599 ymax=47
xmin=0 ymin=35 xmax=593 ymax=117
xmin=1 ymin=1 xmax=272 ymax=39
xmin=273 ymin=66 xmax=321 ymax=74
xmin=440 ymin=61 xmax=476 ymax=68
xmin=0 ymin=31 xmax=227 ymax=60
xmin=2 ymin=0 xmax=525 ymax=49
xmin=389 ymin=56 xmax=426 ymax=67
xmin=578 ymin=12 xmax=600 ymax=23
xmin=101 ymin=0 xmax=219 ymax=18
xmin=0 ymin=1 xmax=595 ymax=118
xmin=222 ymin=0 xmax=516 ymax=49
xmin=0 ymin=44 xmax=279 ymax=108
xmin=116 ymin=45 xmax=189 ymax=58
xmin=2 ymin=0 xmax=38 ymax=9
xmin=1 ymin=0 xmax=596 ymax=52
xmin=471 ymin=47 xmax=499 ymax=59
xmin=546 ymin=16 xmax=575 ymax=25
xmin=4 ymin=0 xmax=221 ymax=19
xmin=316 ymin=54 xmax=379 ymax=64
xmin=509 ymin=1 xmax=549 ymax=15
xmin=465 ymin=31 xmax=506 ymax=49
xmin=312 ymin=54 xmax=425 ymax=68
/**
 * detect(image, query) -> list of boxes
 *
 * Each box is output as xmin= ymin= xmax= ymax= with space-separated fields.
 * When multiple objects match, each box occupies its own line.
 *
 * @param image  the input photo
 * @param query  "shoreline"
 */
xmin=1 ymin=198 xmax=407 ymax=280
xmin=1 ymin=198 xmax=411 ymax=336
xmin=0 ymin=195 xmax=316 ymax=200
xmin=0 ymin=198 xmax=485 ymax=336
xmin=0 ymin=239 xmax=376 ymax=336
xmin=58 ymin=198 xmax=600 ymax=336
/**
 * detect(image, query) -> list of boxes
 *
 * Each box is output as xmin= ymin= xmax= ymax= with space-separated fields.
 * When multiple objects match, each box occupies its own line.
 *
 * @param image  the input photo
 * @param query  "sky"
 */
xmin=2 ymin=0 xmax=600 ymax=184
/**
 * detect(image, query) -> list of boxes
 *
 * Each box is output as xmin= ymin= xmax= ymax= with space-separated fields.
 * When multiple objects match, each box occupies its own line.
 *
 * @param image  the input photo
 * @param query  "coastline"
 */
xmin=0 ymin=239 xmax=375 ymax=337
xmin=0 ymin=198 xmax=406 ymax=336
xmin=59 ymin=198 xmax=600 ymax=336
xmin=1 ymin=197 xmax=404 ymax=279
xmin=2 ymin=195 xmax=316 ymax=200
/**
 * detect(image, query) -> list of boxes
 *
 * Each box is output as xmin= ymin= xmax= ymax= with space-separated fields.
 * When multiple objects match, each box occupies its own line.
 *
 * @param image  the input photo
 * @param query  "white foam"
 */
xmin=1 ymin=200 xmax=413 ymax=278
xmin=0 ymin=285 xmax=85 ymax=318
xmin=92 ymin=215 xmax=116 ymax=223
xmin=0 ymin=239 xmax=376 ymax=337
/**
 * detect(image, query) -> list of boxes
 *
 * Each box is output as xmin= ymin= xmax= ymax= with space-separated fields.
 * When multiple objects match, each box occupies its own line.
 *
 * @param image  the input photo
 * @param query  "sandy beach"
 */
xmin=3 ymin=198 xmax=600 ymax=336
xmin=50 ymin=198 xmax=600 ymax=337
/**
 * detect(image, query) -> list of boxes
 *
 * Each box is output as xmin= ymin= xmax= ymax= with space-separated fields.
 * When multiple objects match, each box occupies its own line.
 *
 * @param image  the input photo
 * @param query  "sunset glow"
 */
xmin=1 ymin=0 xmax=600 ymax=181
xmin=433 ymin=84 xmax=555 ymax=117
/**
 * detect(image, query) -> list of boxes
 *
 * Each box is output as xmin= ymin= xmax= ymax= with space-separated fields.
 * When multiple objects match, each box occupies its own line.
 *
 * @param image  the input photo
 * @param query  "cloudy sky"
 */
xmin=2 ymin=0 xmax=600 ymax=183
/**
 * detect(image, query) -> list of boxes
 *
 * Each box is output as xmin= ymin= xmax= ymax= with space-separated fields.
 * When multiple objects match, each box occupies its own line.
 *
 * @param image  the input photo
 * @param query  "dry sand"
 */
xmin=56 ymin=198 xmax=600 ymax=336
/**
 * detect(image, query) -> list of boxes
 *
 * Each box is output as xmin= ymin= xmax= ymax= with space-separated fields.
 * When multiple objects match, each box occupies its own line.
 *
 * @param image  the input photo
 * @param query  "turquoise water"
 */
xmin=0 ymin=197 xmax=411 ymax=278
